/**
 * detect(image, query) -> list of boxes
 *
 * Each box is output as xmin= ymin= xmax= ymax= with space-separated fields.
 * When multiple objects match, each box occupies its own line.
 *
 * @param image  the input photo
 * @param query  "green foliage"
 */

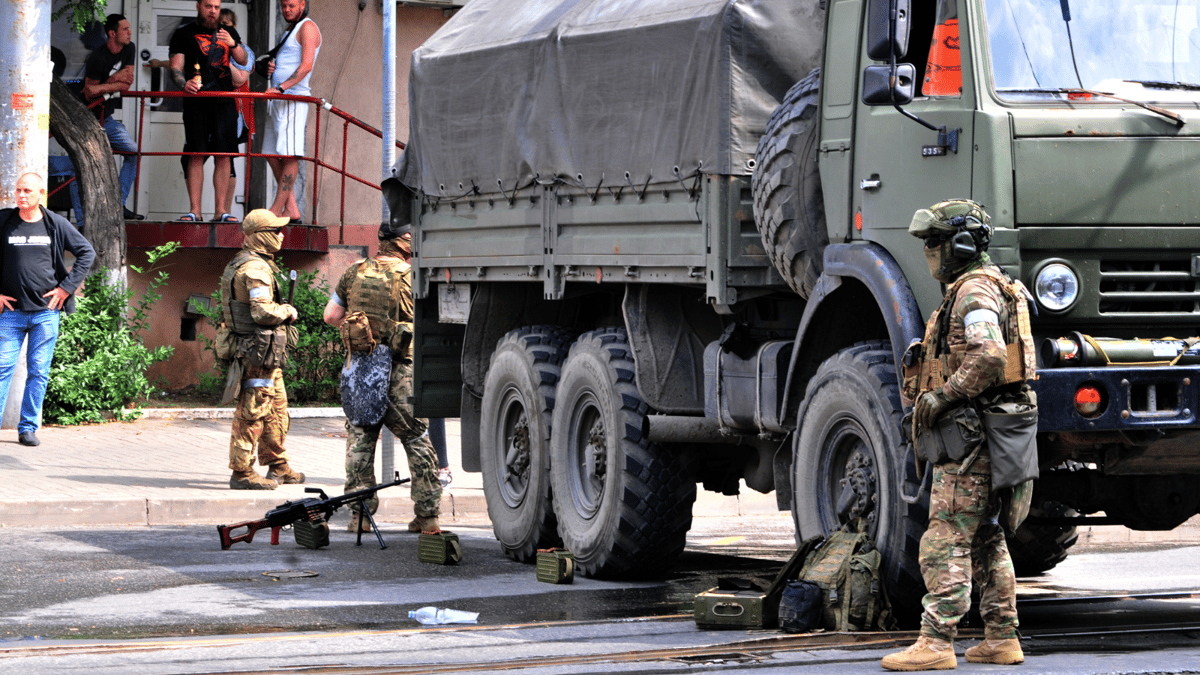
xmin=52 ymin=0 xmax=109 ymax=34
xmin=195 ymin=261 xmax=344 ymax=405
xmin=45 ymin=244 xmax=177 ymax=425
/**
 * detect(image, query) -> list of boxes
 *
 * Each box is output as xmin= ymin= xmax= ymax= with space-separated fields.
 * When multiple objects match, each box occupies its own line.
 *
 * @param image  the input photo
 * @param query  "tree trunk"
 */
xmin=47 ymin=76 xmax=126 ymax=275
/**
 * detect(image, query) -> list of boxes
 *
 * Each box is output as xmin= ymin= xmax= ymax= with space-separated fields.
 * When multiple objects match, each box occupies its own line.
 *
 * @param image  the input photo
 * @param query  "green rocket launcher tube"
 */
xmin=1041 ymin=331 xmax=1200 ymax=368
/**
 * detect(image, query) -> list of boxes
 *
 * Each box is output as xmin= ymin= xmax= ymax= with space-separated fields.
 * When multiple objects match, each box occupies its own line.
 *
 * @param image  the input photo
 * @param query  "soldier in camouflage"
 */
xmin=220 ymin=209 xmax=305 ymax=490
xmin=322 ymin=219 xmax=442 ymax=534
xmin=882 ymin=200 xmax=1033 ymax=671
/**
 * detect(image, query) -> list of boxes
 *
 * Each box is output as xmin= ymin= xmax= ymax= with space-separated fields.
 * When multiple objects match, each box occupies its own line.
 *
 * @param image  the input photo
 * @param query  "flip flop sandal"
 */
xmin=178 ymin=213 xmax=198 ymax=222
xmin=215 ymin=213 xmax=240 ymax=223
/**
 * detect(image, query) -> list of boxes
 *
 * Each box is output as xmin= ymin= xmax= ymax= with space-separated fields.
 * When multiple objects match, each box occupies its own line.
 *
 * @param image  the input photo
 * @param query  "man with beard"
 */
xmin=168 ymin=0 xmax=248 ymax=223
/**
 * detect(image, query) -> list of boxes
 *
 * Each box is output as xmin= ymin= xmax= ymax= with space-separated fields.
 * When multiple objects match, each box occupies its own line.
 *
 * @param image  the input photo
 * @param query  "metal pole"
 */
xmin=0 ymin=0 xmax=50 ymax=430
xmin=379 ymin=0 xmax=398 ymax=479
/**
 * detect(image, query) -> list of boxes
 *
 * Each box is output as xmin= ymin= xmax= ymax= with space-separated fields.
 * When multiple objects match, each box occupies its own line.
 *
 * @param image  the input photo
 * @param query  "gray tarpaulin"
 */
xmin=399 ymin=0 xmax=824 ymax=197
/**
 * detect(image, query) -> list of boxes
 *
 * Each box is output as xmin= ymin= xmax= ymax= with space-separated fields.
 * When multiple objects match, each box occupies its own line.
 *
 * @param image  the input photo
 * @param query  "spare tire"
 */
xmin=752 ymin=68 xmax=826 ymax=298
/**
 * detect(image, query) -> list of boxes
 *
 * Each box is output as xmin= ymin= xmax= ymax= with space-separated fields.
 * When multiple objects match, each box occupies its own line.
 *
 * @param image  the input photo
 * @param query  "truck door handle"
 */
xmin=860 ymin=176 xmax=882 ymax=191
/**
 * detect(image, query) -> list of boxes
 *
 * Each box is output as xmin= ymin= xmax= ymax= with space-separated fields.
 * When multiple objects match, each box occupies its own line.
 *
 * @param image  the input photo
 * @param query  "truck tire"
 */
xmin=793 ymin=342 xmax=927 ymax=621
xmin=752 ymin=68 xmax=826 ymax=298
xmin=480 ymin=326 xmax=570 ymax=562
xmin=1007 ymin=501 xmax=1079 ymax=576
xmin=550 ymin=328 xmax=696 ymax=578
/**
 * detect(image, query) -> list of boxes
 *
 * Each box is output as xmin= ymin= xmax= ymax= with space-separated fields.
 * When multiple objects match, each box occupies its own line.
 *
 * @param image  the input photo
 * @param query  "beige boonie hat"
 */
xmin=908 ymin=199 xmax=990 ymax=239
xmin=242 ymin=209 xmax=290 ymax=234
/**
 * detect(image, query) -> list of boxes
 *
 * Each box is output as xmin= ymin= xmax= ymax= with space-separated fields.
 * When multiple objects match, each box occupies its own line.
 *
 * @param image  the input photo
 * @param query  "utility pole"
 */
xmin=0 ymin=0 xmax=51 ymax=429
xmin=380 ymin=0 xmax=397 ymax=479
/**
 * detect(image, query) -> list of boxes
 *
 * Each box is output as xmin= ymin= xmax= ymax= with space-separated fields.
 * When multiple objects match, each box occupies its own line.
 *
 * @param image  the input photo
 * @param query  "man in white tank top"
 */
xmin=263 ymin=0 xmax=321 ymax=222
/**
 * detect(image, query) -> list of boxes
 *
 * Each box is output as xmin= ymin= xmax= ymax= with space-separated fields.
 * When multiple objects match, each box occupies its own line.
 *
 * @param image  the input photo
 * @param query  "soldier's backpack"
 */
xmin=795 ymin=528 xmax=895 ymax=632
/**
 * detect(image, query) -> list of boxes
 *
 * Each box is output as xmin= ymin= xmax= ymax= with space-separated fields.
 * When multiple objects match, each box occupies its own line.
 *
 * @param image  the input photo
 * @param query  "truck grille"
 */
xmin=1099 ymin=259 xmax=1200 ymax=315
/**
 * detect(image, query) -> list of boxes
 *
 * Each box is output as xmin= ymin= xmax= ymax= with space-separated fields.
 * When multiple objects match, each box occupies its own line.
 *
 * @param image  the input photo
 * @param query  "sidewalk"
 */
xmin=0 ymin=410 xmax=778 ymax=529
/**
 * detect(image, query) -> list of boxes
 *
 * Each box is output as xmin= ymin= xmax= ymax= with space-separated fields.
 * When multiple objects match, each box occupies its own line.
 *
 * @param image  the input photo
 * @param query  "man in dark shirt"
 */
xmin=168 ymin=0 xmax=248 ymax=223
xmin=81 ymin=13 xmax=144 ymax=221
xmin=0 ymin=174 xmax=95 ymax=446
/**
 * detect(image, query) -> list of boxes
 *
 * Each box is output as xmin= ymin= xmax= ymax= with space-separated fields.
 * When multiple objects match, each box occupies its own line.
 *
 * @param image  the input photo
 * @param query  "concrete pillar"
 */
xmin=0 ymin=0 xmax=51 ymax=430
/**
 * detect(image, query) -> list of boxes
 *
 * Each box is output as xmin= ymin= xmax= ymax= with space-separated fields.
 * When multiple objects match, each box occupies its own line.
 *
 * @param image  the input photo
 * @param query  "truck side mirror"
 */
xmin=866 ymin=0 xmax=911 ymax=61
xmin=861 ymin=63 xmax=916 ymax=106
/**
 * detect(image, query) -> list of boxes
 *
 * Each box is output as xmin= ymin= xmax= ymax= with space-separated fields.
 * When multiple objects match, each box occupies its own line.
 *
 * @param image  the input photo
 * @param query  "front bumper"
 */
xmin=1033 ymin=366 xmax=1200 ymax=433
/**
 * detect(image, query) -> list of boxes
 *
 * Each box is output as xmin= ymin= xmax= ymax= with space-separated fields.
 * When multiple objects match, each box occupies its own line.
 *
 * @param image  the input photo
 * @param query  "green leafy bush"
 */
xmin=45 ymin=244 xmax=176 ymax=424
xmin=195 ymin=262 xmax=344 ymax=405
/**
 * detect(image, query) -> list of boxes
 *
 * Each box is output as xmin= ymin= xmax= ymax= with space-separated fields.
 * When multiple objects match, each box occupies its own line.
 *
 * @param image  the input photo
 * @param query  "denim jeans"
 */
xmin=46 ymin=156 xmax=84 ymax=226
xmin=103 ymin=116 xmax=138 ymax=206
xmin=0 ymin=310 xmax=61 ymax=433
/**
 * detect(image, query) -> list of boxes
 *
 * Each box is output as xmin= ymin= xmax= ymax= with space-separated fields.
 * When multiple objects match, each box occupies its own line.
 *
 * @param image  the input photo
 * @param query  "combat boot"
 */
xmin=408 ymin=515 xmax=440 ymax=533
xmin=965 ymin=638 xmax=1024 ymax=665
xmin=881 ymin=636 xmax=957 ymax=671
xmin=230 ymin=470 xmax=278 ymax=490
xmin=266 ymin=462 xmax=306 ymax=484
xmin=347 ymin=511 xmax=372 ymax=533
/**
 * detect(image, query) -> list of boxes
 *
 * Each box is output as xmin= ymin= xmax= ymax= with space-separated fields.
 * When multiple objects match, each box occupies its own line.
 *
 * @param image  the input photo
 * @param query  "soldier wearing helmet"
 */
xmin=322 ymin=218 xmax=442 ymax=535
xmin=218 ymin=209 xmax=305 ymax=490
xmin=882 ymin=199 xmax=1036 ymax=671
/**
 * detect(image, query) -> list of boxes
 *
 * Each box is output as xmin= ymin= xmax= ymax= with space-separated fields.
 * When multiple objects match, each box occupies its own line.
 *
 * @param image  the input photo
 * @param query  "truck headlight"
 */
xmin=1034 ymin=263 xmax=1079 ymax=312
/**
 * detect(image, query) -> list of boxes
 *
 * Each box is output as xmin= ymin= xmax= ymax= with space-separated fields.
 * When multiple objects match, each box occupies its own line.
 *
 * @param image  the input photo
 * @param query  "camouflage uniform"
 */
xmin=916 ymin=254 xmax=1020 ymax=642
xmin=334 ymin=256 xmax=441 ymax=518
xmin=220 ymin=210 xmax=299 ymax=487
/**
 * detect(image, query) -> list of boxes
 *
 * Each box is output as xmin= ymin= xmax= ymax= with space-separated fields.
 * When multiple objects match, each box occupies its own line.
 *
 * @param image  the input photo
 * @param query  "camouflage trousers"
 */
xmin=919 ymin=448 xmax=1019 ymax=641
xmin=229 ymin=366 xmax=290 ymax=473
xmin=344 ymin=361 xmax=441 ymax=517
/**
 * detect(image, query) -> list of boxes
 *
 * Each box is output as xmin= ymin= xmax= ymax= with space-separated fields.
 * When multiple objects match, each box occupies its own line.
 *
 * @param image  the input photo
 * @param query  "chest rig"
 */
xmin=347 ymin=258 xmax=410 ymax=347
xmin=220 ymin=250 xmax=280 ymax=335
xmin=908 ymin=266 xmax=1038 ymax=399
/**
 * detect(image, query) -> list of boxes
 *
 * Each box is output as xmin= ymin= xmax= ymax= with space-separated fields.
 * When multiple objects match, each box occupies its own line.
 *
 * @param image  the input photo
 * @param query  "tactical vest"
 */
xmin=220 ymin=250 xmax=279 ymax=335
xmin=346 ymin=258 xmax=410 ymax=346
xmin=912 ymin=265 xmax=1038 ymax=398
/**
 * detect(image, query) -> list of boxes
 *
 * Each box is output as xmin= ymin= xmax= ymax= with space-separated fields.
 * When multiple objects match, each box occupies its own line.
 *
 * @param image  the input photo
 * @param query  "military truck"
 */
xmin=391 ymin=0 xmax=1200 ymax=614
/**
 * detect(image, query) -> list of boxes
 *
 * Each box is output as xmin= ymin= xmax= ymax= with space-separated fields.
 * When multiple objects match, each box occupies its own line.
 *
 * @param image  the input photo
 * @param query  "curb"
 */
xmin=139 ymin=407 xmax=344 ymax=419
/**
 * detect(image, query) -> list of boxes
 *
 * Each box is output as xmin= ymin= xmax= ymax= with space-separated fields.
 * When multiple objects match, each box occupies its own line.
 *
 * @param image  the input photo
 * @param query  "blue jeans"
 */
xmin=46 ymin=156 xmax=84 ymax=225
xmin=0 ymin=310 xmax=61 ymax=433
xmin=103 ymin=116 xmax=138 ymax=206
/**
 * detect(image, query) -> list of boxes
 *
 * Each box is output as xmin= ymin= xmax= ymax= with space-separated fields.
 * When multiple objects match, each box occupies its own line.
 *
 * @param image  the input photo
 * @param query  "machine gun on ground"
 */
xmin=218 ymin=473 xmax=411 ymax=550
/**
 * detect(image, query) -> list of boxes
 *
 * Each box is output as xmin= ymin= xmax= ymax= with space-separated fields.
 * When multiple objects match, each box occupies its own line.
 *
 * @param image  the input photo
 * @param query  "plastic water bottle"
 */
xmin=408 ymin=606 xmax=479 ymax=625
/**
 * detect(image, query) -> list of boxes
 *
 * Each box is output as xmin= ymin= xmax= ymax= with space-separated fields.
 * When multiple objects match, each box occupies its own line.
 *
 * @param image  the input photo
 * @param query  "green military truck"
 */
xmin=392 ymin=0 xmax=1200 ymax=614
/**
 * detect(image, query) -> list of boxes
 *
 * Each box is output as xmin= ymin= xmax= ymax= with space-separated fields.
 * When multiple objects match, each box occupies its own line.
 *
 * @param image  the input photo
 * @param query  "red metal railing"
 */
xmin=120 ymin=89 xmax=403 ymax=234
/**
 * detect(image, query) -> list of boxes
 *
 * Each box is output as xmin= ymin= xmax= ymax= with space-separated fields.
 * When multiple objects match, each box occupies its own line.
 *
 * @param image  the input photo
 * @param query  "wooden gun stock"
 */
xmin=217 ymin=520 xmax=283 ymax=550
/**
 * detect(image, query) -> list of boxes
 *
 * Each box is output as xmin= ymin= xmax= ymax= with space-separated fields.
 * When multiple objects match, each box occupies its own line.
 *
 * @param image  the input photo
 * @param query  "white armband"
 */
xmin=964 ymin=308 xmax=1000 ymax=326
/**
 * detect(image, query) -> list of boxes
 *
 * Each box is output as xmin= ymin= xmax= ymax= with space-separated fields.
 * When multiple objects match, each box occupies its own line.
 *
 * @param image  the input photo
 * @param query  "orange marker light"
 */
xmin=855 ymin=211 xmax=863 ymax=231
xmin=1075 ymin=385 xmax=1102 ymax=416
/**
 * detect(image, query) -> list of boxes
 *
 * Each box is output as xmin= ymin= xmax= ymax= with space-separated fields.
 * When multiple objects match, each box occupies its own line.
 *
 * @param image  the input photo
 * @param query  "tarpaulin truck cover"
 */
xmin=398 ymin=0 xmax=823 ymax=197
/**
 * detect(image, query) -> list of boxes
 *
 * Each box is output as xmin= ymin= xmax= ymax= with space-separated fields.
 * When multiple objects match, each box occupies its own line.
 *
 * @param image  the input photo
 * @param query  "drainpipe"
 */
xmin=0 ymin=0 xmax=50 ymax=430
xmin=380 ymin=0 xmax=397 ymax=478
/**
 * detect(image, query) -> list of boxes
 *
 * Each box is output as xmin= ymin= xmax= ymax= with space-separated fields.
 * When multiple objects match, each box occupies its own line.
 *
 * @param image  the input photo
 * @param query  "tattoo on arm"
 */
xmin=170 ymin=69 xmax=187 ymax=90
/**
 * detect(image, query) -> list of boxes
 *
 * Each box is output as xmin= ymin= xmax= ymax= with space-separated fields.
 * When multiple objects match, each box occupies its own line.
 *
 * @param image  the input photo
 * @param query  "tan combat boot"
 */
xmin=965 ymin=638 xmax=1024 ymax=665
xmin=408 ymin=515 xmax=440 ymax=533
xmin=266 ymin=462 xmax=306 ymax=484
xmin=347 ymin=511 xmax=372 ymax=533
xmin=230 ymin=470 xmax=278 ymax=490
xmin=881 ymin=636 xmax=957 ymax=671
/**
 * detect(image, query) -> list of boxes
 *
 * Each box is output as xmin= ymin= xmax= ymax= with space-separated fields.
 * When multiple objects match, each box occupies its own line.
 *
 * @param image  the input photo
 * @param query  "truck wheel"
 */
xmin=793 ymin=342 xmax=927 ymax=620
xmin=550 ymin=328 xmax=696 ymax=578
xmin=752 ymin=68 xmax=826 ymax=298
xmin=480 ymin=326 xmax=571 ymax=562
xmin=1007 ymin=500 xmax=1079 ymax=576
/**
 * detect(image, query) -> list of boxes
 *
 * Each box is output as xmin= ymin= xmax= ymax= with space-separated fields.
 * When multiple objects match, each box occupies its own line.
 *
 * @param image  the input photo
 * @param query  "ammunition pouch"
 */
xmin=913 ymin=404 xmax=983 ymax=465
xmin=214 ymin=322 xmax=237 ymax=362
xmin=240 ymin=324 xmax=296 ymax=370
xmin=390 ymin=321 xmax=414 ymax=359
xmin=340 ymin=311 xmax=377 ymax=353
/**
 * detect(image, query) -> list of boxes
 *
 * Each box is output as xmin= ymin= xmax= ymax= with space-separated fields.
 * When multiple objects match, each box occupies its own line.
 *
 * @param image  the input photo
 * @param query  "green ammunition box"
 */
xmin=536 ymin=549 xmax=574 ymax=584
xmin=694 ymin=536 xmax=821 ymax=629
xmin=418 ymin=531 xmax=463 ymax=565
xmin=293 ymin=519 xmax=330 ymax=550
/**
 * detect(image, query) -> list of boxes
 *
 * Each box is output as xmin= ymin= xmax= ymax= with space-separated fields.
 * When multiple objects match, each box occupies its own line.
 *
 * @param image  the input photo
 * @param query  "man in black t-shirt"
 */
xmin=0 ymin=174 xmax=95 ymax=447
xmin=168 ymin=0 xmax=248 ymax=223
xmin=81 ymin=14 xmax=144 ymax=221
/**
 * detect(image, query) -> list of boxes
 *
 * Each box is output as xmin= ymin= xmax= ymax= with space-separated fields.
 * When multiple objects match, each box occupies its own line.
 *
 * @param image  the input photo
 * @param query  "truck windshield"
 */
xmin=984 ymin=0 xmax=1200 ymax=103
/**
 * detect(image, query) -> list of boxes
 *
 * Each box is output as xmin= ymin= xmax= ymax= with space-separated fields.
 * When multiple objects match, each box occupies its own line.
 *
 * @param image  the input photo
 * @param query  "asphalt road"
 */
xmin=3 ymin=515 xmax=1200 ymax=674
